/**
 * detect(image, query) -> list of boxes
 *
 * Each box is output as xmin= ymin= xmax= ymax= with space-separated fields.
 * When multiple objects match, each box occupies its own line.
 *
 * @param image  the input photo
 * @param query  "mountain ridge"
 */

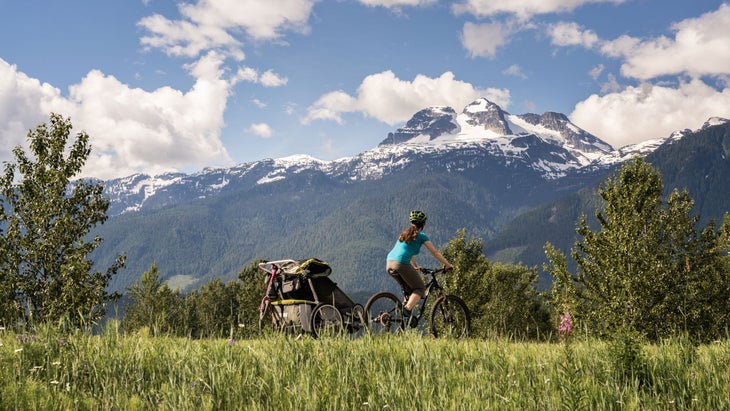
xmin=104 ymin=98 xmax=697 ymax=217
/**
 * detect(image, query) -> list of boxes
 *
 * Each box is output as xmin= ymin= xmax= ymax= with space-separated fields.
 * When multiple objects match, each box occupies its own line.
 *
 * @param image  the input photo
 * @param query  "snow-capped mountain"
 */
xmin=380 ymin=98 xmax=613 ymax=166
xmin=101 ymin=98 xmax=728 ymax=217
xmin=377 ymin=98 xmax=614 ymax=172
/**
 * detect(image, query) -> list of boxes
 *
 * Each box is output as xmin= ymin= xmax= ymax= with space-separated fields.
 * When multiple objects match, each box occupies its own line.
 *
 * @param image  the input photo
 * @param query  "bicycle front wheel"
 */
xmin=430 ymin=294 xmax=470 ymax=339
xmin=364 ymin=292 xmax=403 ymax=335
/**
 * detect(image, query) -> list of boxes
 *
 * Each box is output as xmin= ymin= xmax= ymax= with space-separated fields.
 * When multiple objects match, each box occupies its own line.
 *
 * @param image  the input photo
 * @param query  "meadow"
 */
xmin=1 ymin=323 xmax=728 ymax=410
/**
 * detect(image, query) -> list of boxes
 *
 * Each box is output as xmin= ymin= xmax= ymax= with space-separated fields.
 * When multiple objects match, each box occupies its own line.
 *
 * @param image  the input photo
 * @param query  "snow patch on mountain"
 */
xmin=702 ymin=117 xmax=729 ymax=129
xmin=103 ymin=173 xmax=184 ymax=213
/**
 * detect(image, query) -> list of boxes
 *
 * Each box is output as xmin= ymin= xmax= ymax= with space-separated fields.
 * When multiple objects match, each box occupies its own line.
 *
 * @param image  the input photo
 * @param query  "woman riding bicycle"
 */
xmin=386 ymin=210 xmax=453 ymax=326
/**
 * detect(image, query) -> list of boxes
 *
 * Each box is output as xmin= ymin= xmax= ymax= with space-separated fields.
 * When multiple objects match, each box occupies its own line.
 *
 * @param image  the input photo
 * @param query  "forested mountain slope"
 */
xmin=484 ymin=120 xmax=730 ymax=287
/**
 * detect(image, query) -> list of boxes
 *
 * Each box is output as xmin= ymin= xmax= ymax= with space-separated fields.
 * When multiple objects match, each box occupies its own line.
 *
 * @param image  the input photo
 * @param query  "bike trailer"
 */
xmin=279 ymin=263 xmax=357 ymax=315
xmin=259 ymin=258 xmax=365 ymax=335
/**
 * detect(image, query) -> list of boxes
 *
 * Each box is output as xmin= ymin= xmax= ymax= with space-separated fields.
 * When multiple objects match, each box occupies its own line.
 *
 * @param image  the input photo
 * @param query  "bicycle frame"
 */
xmin=407 ymin=268 xmax=445 ymax=324
xmin=365 ymin=266 xmax=470 ymax=337
xmin=258 ymin=261 xmax=279 ymax=319
xmin=258 ymin=259 xmax=299 ymax=320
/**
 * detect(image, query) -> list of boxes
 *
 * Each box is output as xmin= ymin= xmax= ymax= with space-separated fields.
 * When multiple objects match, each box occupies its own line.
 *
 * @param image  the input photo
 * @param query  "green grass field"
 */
xmin=1 ymin=324 xmax=728 ymax=410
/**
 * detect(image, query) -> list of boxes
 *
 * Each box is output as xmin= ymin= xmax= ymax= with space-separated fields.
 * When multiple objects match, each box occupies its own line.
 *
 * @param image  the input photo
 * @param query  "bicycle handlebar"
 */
xmin=419 ymin=266 xmax=454 ymax=275
xmin=257 ymin=259 xmax=298 ymax=275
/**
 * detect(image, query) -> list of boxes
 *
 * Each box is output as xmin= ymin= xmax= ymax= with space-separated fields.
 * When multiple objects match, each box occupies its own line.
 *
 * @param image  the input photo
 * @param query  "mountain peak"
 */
xmin=379 ymin=106 xmax=457 ymax=145
xmin=461 ymin=98 xmax=511 ymax=135
xmin=376 ymin=98 xmax=612 ymax=170
xmin=701 ymin=117 xmax=729 ymax=130
xmin=463 ymin=97 xmax=501 ymax=113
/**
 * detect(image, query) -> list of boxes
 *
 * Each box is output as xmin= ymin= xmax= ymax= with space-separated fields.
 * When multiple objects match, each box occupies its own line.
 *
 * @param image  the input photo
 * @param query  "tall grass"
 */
xmin=1 ymin=323 xmax=728 ymax=410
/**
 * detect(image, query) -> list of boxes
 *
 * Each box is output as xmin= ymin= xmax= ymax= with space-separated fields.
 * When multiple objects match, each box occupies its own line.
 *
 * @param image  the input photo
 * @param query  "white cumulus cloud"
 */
xmin=589 ymin=64 xmax=604 ymax=80
xmin=139 ymin=0 xmax=316 ymax=58
xmin=304 ymin=70 xmax=510 ymax=125
xmin=547 ymin=21 xmax=599 ymax=48
xmin=605 ymin=4 xmax=730 ymax=80
xmin=503 ymin=64 xmax=528 ymax=79
xmin=248 ymin=123 xmax=273 ymax=138
xmin=259 ymin=70 xmax=288 ymax=87
xmin=548 ymin=4 xmax=730 ymax=81
xmin=0 ymin=59 xmax=74 ymax=161
xmin=461 ymin=22 xmax=511 ymax=59
xmin=0 ymin=53 xmax=234 ymax=180
xmin=571 ymin=79 xmax=730 ymax=148
xmin=551 ymin=4 xmax=730 ymax=150
xmin=234 ymin=67 xmax=288 ymax=87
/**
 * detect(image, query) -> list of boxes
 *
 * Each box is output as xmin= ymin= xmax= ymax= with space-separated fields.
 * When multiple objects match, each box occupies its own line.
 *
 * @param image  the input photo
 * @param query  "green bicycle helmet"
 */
xmin=409 ymin=210 xmax=428 ymax=224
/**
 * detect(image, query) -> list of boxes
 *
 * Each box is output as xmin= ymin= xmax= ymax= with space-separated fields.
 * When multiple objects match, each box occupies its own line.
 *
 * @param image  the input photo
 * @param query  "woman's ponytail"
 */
xmin=399 ymin=222 xmax=425 ymax=243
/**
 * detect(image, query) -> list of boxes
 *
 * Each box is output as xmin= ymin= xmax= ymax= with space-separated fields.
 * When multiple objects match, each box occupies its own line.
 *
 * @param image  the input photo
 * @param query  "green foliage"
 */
xmin=91 ymin=166 xmax=557 ymax=297
xmin=0 ymin=114 xmax=124 ymax=327
xmin=545 ymin=157 xmax=730 ymax=342
xmin=121 ymin=228 xmax=555 ymax=341
xmin=441 ymin=229 xmax=552 ymax=339
xmin=122 ymin=263 xmax=184 ymax=336
xmin=488 ymin=122 xmax=730 ymax=286
xmin=607 ymin=328 xmax=648 ymax=386
xmin=485 ymin=179 xmax=609 ymax=288
xmin=186 ymin=278 xmax=243 ymax=339
xmin=121 ymin=261 xmax=263 ymax=339
xmin=236 ymin=259 xmax=267 ymax=338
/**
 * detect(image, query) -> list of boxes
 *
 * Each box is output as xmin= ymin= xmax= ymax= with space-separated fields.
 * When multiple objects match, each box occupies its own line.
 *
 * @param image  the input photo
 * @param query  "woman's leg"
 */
xmin=386 ymin=260 xmax=425 ymax=310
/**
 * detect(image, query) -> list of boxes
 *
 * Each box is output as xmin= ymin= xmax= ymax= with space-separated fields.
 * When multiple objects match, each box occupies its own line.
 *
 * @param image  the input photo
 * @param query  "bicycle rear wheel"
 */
xmin=364 ymin=292 xmax=403 ymax=335
xmin=430 ymin=294 xmax=470 ymax=339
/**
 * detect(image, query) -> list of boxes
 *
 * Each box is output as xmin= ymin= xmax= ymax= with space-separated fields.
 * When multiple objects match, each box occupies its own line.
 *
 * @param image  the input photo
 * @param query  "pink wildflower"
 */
xmin=559 ymin=311 xmax=573 ymax=338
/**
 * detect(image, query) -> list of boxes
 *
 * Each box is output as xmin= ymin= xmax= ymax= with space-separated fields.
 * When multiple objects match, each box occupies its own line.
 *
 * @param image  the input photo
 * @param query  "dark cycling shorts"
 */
xmin=386 ymin=260 xmax=425 ymax=298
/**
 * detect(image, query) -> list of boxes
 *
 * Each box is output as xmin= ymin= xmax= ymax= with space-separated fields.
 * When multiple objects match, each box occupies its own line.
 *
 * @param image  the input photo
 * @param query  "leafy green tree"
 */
xmin=0 ymin=114 xmax=124 ymax=327
xmin=236 ymin=259 xmax=267 ymax=338
xmin=442 ymin=230 xmax=551 ymax=339
xmin=187 ymin=279 xmax=243 ymax=338
xmin=122 ymin=263 xmax=183 ymax=335
xmin=545 ymin=157 xmax=730 ymax=342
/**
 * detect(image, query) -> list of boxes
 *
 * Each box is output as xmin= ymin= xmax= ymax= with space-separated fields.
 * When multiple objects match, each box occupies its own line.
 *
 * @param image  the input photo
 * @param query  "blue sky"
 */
xmin=1 ymin=0 xmax=729 ymax=179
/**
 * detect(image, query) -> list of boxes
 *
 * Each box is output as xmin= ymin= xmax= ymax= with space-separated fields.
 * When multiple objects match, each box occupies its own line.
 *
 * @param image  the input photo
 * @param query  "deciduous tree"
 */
xmin=0 ymin=114 xmax=124 ymax=327
xmin=545 ymin=157 xmax=730 ymax=341
xmin=442 ymin=230 xmax=551 ymax=339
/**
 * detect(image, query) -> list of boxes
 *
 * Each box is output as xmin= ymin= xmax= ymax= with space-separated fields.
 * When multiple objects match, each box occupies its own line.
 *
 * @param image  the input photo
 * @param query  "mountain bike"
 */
xmin=364 ymin=267 xmax=471 ymax=338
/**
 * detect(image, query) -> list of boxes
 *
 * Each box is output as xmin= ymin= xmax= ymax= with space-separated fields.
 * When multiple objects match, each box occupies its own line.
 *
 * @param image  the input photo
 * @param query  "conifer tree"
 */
xmin=123 ymin=263 xmax=182 ymax=335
